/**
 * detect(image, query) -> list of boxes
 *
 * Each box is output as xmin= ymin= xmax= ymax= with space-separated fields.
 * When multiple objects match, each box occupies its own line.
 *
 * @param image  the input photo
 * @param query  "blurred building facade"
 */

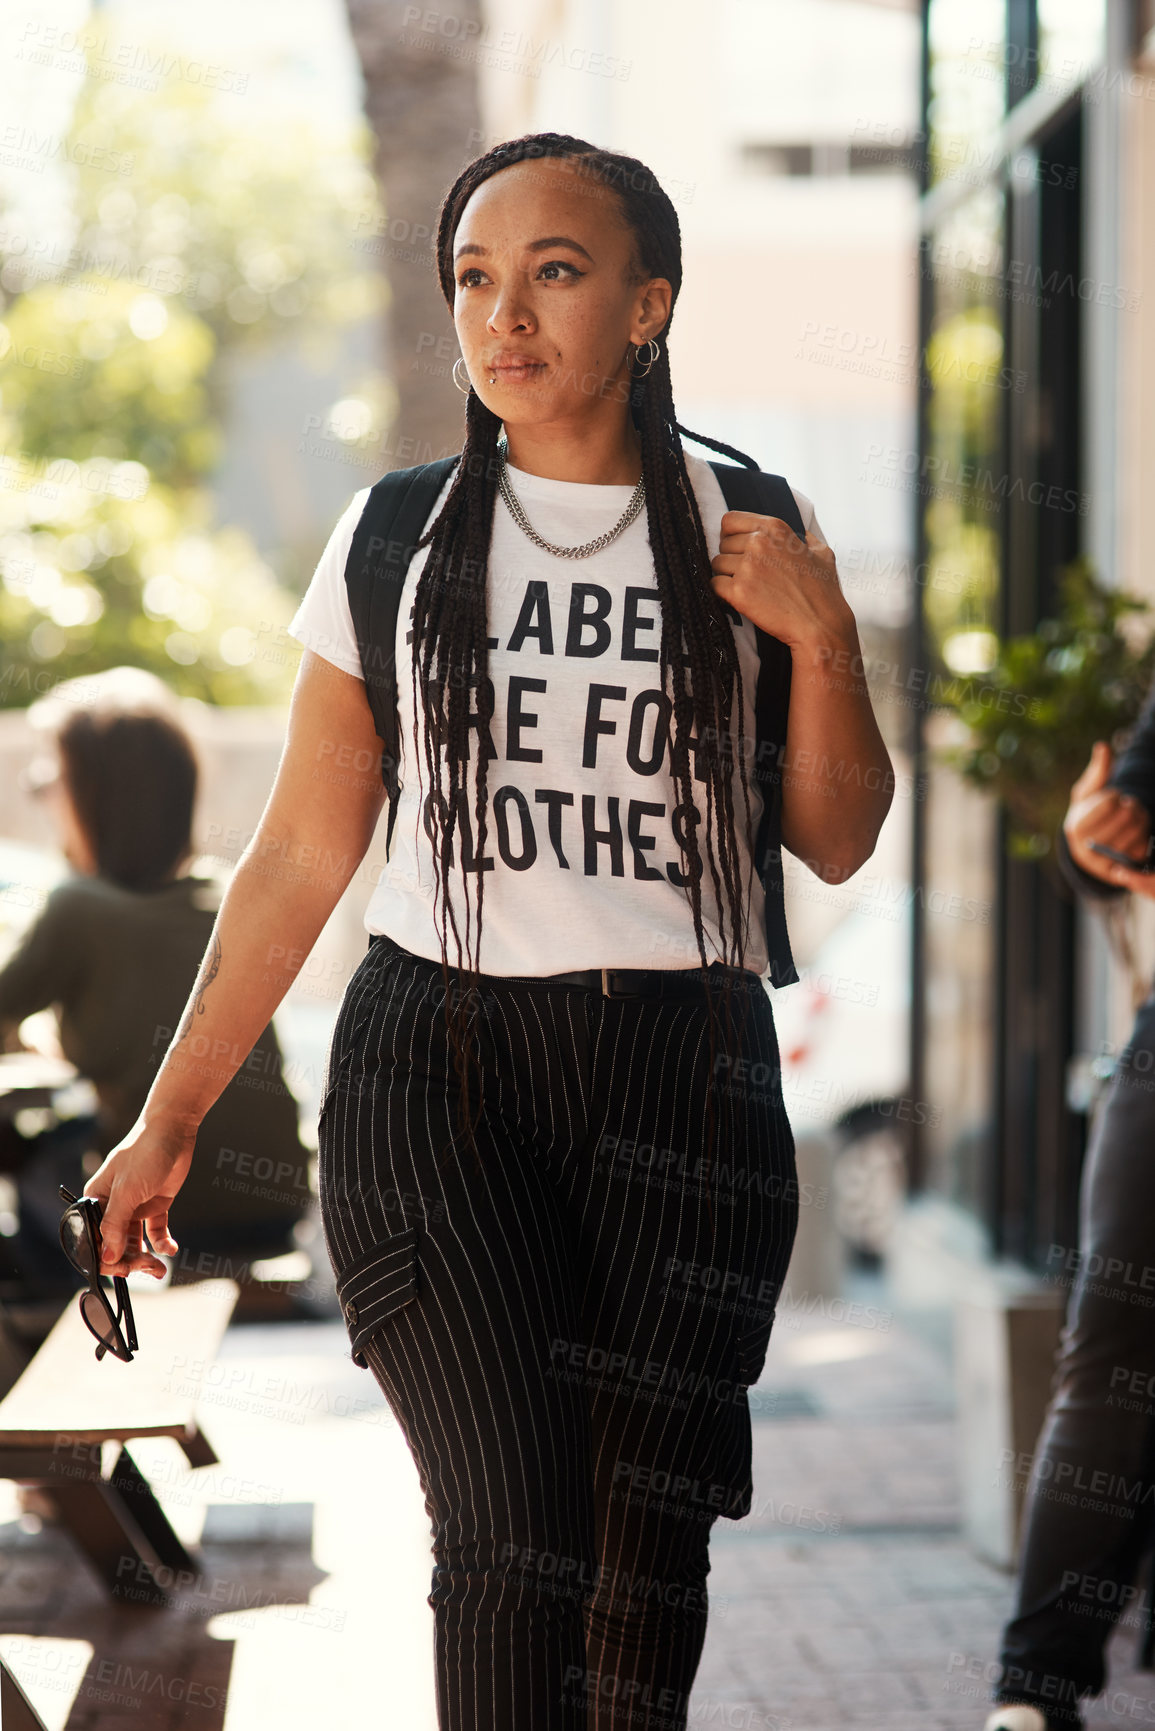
xmin=904 ymin=0 xmax=1155 ymax=1314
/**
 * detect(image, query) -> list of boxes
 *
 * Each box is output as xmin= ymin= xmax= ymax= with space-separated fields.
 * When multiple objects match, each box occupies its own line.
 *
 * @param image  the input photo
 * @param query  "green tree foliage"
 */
xmin=0 ymin=23 xmax=385 ymax=706
xmin=62 ymin=68 xmax=383 ymax=352
xmin=2 ymin=280 xmax=218 ymax=483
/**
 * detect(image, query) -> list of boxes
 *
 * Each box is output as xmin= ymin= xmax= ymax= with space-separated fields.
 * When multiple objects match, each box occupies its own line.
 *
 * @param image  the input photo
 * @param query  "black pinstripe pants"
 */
xmin=317 ymin=933 xmax=798 ymax=1731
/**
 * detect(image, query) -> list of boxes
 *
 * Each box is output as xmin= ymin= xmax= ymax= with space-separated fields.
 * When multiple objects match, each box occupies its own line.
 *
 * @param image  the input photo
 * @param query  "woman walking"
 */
xmin=87 ymin=134 xmax=893 ymax=1730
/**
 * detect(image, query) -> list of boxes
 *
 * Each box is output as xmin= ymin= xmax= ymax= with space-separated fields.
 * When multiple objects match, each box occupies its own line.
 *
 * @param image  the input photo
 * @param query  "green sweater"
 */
xmin=0 ymin=869 xmax=310 ymax=1241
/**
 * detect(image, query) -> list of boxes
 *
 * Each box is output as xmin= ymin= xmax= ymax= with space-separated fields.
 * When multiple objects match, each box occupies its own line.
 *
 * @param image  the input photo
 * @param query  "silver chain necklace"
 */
xmin=496 ymin=434 xmax=645 ymax=559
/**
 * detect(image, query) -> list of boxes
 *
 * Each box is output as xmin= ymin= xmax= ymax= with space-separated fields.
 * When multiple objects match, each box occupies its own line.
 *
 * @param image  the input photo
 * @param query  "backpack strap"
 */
xmin=344 ymin=455 xmax=460 ymax=855
xmin=707 ymin=462 xmax=804 ymax=987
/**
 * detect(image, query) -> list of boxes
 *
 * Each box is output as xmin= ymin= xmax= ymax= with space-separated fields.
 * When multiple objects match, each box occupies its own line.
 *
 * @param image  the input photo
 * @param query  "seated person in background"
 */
xmin=0 ymin=667 xmax=311 ymax=1295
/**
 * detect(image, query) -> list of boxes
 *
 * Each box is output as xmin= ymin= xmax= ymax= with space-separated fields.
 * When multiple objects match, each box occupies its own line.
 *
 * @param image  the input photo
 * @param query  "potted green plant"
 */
xmin=933 ymin=555 xmax=1155 ymax=865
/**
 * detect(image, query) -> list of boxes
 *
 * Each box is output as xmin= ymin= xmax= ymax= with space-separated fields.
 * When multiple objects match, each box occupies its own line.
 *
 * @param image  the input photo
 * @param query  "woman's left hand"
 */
xmin=710 ymin=508 xmax=893 ymax=882
xmin=710 ymin=512 xmax=853 ymax=650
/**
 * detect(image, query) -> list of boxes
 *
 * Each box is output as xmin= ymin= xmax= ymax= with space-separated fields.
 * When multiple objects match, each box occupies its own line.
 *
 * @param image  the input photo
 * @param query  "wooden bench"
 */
xmin=1 ymin=1656 xmax=49 ymax=1731
xmin=0 ymin=1277 xmax=238 ymax=1608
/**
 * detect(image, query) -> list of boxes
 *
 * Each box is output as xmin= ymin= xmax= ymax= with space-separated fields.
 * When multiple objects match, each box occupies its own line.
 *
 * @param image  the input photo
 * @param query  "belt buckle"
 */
xmin=602 ymin=966 xmax=633 ymax=999
xmin=602 ymin=966 xmax=650 ymax=999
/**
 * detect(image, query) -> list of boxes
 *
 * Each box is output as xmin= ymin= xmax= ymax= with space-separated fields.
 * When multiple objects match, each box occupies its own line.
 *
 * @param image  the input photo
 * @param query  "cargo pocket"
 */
xmin=335 ymin=1225 xmax=419 ymax=1368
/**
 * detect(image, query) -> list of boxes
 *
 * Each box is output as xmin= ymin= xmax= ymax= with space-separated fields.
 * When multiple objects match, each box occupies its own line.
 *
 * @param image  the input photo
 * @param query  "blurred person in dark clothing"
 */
xmin=0 ymin=668 xmax=311 ymax=1295
xmin=985 ymin=706 xmax=1155 ymax=1730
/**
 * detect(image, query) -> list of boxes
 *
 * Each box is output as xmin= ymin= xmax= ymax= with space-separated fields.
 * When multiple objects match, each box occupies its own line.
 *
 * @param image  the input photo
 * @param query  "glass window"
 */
xmin=921 ymin=714 xmax=997 ymax=1224
xmin=1037 ymin=0 xmax=1106 ymax=96
xmin=923 ymin=187 xmax=1005 ymax=665
xmin=926 ymin=0 xmax=1006 ymax=192
xmin=918 ymin=182 xmax=1007 ymax=1217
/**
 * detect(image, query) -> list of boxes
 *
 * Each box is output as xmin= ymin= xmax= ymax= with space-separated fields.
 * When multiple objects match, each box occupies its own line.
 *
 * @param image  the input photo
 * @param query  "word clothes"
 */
xmin=288 ymin=445 xmax=827 ymax=978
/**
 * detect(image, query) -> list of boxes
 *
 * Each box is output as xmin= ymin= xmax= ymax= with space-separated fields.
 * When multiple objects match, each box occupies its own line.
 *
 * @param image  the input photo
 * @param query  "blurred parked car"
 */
xmin=773 ymin=905 xmax=911 ymax=1261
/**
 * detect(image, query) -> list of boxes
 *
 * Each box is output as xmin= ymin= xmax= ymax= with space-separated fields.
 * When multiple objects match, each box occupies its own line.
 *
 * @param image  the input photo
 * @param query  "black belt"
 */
xmin=371 ymin=936 xmax=761 ymax=999
xmin=497 ymin=963 xmax=761 ymax=999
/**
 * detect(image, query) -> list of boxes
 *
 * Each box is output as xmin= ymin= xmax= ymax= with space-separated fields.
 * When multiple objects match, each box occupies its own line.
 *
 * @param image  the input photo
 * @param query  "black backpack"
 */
xmin=343 ymin=454 xmax=802 ymax=987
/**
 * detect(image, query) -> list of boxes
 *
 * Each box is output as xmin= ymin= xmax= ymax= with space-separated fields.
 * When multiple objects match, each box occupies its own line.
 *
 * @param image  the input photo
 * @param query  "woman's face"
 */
xmin=451 ymin=157 xmax=672 ymax=433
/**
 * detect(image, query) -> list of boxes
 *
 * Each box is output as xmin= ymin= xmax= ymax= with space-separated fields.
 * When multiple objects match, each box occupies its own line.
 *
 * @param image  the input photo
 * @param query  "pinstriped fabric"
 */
xmin=317 ymin=934 xmax=797 ymax=1731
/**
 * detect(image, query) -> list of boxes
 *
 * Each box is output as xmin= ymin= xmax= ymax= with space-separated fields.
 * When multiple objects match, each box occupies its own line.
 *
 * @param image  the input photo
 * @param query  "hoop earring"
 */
xmin=452 ymin=357 xmax=473 ymax=395
xmin=631 ymin=337 xmax=661 ymax=378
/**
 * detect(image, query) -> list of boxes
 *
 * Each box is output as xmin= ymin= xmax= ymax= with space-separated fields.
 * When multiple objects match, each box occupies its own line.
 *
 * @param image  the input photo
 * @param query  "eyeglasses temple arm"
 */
xmin=115 ymin=1277 xmax=139 ymax=1352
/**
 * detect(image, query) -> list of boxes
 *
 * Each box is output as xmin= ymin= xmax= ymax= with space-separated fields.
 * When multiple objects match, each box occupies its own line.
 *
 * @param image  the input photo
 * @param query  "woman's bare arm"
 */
xmin=779 ymin=612 xmax=894 ymax=883
xmin=86 ymin=649 xmax=387 ymax=1273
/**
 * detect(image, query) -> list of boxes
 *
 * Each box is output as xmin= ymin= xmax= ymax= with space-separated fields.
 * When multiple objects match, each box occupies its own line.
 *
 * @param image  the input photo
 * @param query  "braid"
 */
xmin=413 ymin=132 xmax=767 ymax=1218
xmin=407 ymin=387 xmax=502 ymax=1170
xmin=675 ymin=422 xmax=760 ymax=471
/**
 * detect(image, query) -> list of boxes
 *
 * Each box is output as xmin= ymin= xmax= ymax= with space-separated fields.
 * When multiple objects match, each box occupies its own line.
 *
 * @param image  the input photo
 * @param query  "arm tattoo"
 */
xmin=174 ymin=933 xmax=222 ymax=1046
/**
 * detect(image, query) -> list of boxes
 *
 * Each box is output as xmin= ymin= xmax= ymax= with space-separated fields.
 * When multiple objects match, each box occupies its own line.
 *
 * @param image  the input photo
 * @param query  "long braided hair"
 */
xmin=408 ymin=133 xmax=769 ymax=1214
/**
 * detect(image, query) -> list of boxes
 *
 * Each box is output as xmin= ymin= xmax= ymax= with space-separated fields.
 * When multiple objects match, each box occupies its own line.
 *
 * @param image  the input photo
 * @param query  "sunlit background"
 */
xmin=0 ymin=0 xmax=927 ymax=1147
xmin=3 ymin=1 xmax=1155 ymax=1725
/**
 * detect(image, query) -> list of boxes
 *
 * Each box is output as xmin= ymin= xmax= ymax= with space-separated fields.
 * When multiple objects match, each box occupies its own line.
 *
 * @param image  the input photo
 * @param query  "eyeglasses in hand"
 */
xmin=58 ymin=1185 xmax=138 ymax=1363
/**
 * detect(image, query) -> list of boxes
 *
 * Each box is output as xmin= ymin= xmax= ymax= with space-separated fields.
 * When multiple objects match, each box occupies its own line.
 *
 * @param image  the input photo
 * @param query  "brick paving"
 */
xmin=0 ymin=1283 xmax=1151 ymax=1729
xmin=697 ymin=1288 xmax=1155 ymax=1730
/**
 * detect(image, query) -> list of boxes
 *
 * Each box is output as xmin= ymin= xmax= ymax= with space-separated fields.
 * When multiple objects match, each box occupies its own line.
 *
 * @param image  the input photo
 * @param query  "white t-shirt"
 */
xmin=287 ymin=444 xmax=826 ymax=978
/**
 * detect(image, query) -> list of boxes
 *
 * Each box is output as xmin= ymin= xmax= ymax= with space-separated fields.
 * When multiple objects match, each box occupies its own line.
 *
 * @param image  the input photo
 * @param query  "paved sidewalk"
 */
xmin=697 ymin=1285 xmax=1155 ymax=1730
xmin=0 ymin=1283 xmax=1152 ymax=1729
